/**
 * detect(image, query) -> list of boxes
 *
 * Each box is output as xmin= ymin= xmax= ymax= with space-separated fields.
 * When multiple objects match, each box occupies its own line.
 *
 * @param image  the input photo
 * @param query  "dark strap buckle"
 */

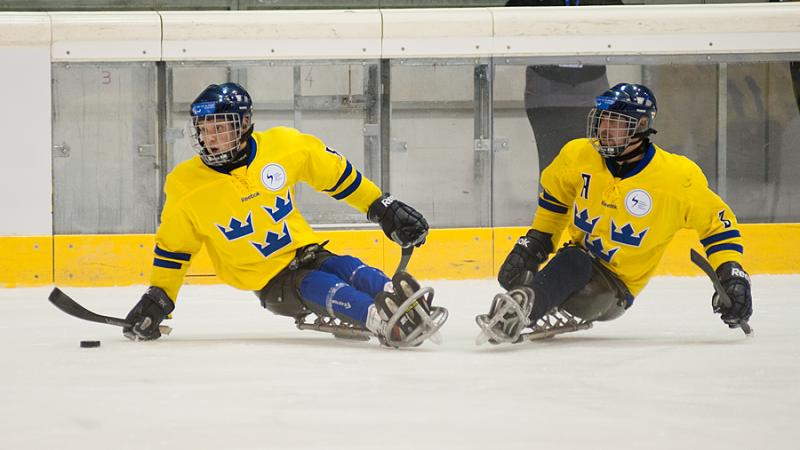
xmin=288 ymin=240 xmax=330 ymax=270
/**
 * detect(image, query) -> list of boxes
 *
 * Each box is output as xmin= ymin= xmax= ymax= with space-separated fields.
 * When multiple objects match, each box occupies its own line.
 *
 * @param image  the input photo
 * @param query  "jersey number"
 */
xmin=580 ymin=174 xmax=591 ymax=200
xmin=718 ymin=210 xmax=732 ymax=228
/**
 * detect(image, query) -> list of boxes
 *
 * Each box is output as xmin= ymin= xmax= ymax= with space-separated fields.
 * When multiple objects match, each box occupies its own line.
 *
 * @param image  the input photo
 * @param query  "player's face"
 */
xmin=198 ymin=118 xmax=237 ymax=154
xmin=618 ymin=117 xmax=649 ymax=156
xmin=597 ymin=113 xmax=629 ymax=148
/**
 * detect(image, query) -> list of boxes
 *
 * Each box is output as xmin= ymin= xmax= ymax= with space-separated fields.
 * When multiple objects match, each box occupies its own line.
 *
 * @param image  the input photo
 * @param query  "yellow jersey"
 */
xmin=533 ymin=138 xmax=744 ymax=297
xmin=149 ymin=126 xmax=382 ymax=301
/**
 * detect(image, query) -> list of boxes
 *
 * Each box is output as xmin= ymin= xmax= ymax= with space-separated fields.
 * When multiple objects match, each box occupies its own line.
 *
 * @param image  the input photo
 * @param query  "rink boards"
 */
xmin=1 ymin=223 xmax=797 ymax=287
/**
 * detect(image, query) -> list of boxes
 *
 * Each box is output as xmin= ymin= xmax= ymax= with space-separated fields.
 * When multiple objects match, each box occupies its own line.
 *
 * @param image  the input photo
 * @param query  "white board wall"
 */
xmin=0 ymin=14 xmax=51 ymax=236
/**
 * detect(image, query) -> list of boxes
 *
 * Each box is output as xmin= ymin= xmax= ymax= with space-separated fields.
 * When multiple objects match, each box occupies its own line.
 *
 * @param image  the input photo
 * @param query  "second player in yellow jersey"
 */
xmin=477 ymin=83 xmax=753 ymax=344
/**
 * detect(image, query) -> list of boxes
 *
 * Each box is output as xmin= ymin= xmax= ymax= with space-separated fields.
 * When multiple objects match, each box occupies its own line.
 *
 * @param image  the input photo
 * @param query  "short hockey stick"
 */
xmin=390 ymin=245 xmax=446 ymax=345
xmin=689 ymin=249 xmax=752 ymax=336
xmin=395 ymin=245 xmax=414 ymax=275
xmin=48 ymin=287 xmax=172 ymax=335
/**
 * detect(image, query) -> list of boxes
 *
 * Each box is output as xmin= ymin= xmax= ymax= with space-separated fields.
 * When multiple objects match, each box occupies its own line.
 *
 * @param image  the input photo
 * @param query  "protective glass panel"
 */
xmin=492 ymin=60 xmax=721 ymax=226
xmin=724 ymin=61 xmax=800 ymax=223
xmin=52 ymin=62 xmax=159 ymax=234
xmin=645 ymin=64 xmax=719 ymax=186
xmin=492 ymin=63 xmax=539 ymax=227
xmin=390 ymin=61 xmax=489 ymax=228
xmin=167 ymin=61 xmax=381 ymax=225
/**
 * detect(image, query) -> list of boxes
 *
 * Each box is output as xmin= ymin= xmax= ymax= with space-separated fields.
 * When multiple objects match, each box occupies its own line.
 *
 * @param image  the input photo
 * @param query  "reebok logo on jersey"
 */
xmin=517 ymin=237 xmax=530 ymax=248
xmin=240 ymin=192 xmax=260 ymax=202
xmin=601 ymin=200 xmax=617 ymax=209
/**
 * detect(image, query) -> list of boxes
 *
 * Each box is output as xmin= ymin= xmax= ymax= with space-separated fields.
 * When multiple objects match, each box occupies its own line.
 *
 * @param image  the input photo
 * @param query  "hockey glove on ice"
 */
xmin=123 ymin=286 xmax=175 ymax=341
xmin=368 ymin=193 xmax=429 ymax=248
xmin=498 ymin=229 xmax=553 ymax=291
xmin=713 ymin=261 xmax=752 ymax=327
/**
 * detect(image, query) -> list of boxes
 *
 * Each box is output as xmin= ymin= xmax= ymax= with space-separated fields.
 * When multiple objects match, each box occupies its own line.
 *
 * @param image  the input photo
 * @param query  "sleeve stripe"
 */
xmin=154 ymin=258 xmax=182 ymax=269
xmin=542 ymin=190 xmax=566 ymax=206
xmin=538 ymin=197 xmax=568 ymax=214
xmin=706 ymin=243 xmax=744 ymax=256
xmin=332 ymin=170 xmax=362 ymax=200
xmin=324 ymin=161 xmax=353 ymax=193
xmin=154 ymin=245 xmax=191 ymax=261
xmin=700 ymin=230 xmax=741 ymax=247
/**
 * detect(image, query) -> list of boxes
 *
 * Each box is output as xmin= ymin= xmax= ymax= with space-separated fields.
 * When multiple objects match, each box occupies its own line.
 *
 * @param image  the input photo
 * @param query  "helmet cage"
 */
xmin=586 ymin=109 xmax=642 ymax=158
xmin=189 ymin=113 xmax=247 ymax=167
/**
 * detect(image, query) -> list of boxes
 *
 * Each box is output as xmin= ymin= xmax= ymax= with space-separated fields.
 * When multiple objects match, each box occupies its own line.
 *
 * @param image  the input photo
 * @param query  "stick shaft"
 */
xmin=689 ymin=249 xmax=752 ymax=335
xmin=395 ymin=245 xmax=413 ymax=275
xmin=48 ymin=287 xmax=172 ymax=335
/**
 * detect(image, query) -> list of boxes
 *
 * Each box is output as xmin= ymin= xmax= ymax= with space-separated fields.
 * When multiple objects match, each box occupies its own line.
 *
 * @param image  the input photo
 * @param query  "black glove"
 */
xmin=367 ymin=193 xmax=429 ymax=248
xmin=713 ymin=261 xmax=753 ymax=328
xmin=123 ymin=286 xmax=175 ymax=341
xmin=498 ymin=229 xmax=553 ymax=291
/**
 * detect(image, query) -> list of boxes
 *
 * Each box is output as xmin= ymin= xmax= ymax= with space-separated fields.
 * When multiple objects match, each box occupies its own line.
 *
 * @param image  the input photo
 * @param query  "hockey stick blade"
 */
xmin=689 ymin=249 xmax=752 ymax=336
xmin=48 ymin=287 xmax=171 ymax=335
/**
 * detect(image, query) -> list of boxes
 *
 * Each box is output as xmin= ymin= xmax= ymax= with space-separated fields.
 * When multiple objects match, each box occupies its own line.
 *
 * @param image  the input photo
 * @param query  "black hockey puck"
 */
xmin=80 ymin=340 xmax=101 ymax=348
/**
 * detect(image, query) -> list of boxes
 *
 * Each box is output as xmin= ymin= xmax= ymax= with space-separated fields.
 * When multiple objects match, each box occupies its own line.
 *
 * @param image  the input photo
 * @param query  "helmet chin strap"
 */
xmin=240 ymin=124 xmax=254 ymax=142
xmin=611 ymin=129 xmax=656 ymax=163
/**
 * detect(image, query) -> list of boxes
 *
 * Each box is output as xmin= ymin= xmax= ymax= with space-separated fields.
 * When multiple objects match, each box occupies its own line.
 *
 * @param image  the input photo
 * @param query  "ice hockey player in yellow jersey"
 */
xmin=476 ymin=83 xmax=752 ymax=344
xmin=122 ymin=83 xmax=446 ymax=348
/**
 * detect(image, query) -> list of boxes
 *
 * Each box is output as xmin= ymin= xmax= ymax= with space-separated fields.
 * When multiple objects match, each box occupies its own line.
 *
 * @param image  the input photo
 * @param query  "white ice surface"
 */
xmin=1 ymin=276 xmax=798 ymax=450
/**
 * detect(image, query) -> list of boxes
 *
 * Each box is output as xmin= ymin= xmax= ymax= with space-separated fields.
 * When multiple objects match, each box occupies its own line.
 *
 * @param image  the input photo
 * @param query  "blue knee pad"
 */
xmin=299 ymin=270 xmax=374 ymax=325
xmin=319 ymin=255 xmax=390 ymax=297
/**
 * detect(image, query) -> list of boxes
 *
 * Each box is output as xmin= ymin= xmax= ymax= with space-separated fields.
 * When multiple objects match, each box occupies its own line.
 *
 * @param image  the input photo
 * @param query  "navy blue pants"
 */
xmin=529 ymin=245 xmax=632 ymax=323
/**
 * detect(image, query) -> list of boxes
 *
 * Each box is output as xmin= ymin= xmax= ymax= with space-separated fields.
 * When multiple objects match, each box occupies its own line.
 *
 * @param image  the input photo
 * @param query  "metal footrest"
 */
xmin=295 ymin=314 xmax=373 ymax=341
xmin=520 ymin=308 xmax=593 ymax=342
xmin=381 ymin=286 xmax=448 ymax=348
xmin=474 ymin=288 xmax=534 ymax=345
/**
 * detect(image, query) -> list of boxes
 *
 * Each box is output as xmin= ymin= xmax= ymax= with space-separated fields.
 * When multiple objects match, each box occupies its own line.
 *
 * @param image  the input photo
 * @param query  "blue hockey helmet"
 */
xmin=189 ymin=82 xmax=253 ymax=167
xmin=586 ymin=83 xmax=657 ymax=158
